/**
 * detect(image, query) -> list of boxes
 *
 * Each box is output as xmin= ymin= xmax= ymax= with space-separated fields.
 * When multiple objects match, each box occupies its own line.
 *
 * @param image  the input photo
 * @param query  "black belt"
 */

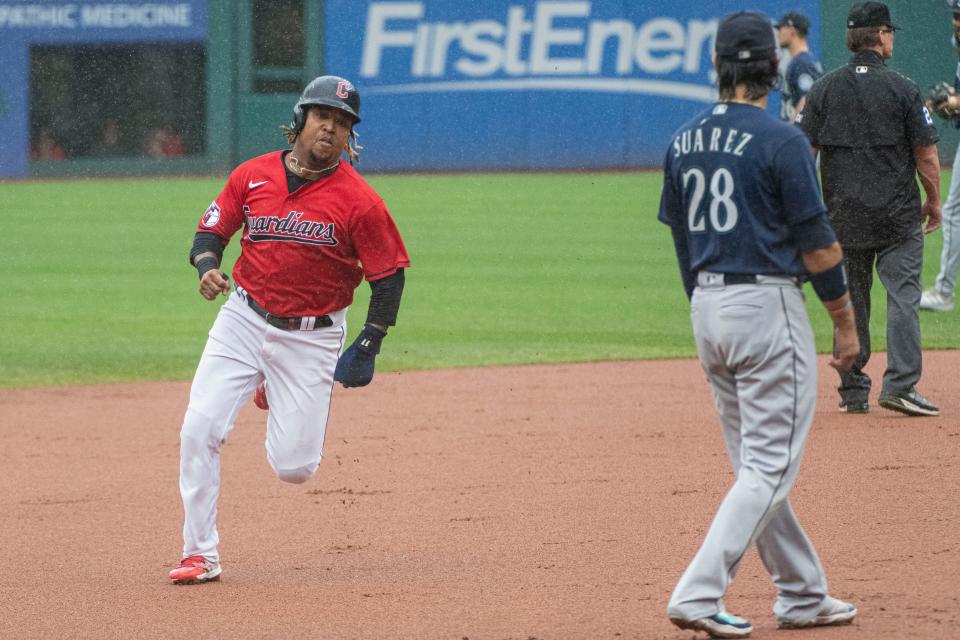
xmin=722 ymin=274 xmax=760 ymax=284
xmin=243 ymin=293 xmax=332 ymax=330
xmin=697 ymin=271 xmax=801 ymax=287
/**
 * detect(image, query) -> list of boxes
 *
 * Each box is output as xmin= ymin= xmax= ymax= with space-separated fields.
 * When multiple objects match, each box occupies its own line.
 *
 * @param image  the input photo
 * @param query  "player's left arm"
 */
xmin=334 ymin=201 xmax=410 ymax=388
xmin=333 ymin=269 xmax=405 ymax=388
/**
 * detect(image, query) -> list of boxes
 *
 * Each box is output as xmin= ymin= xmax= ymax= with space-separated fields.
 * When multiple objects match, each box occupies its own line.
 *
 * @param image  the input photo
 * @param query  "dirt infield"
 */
xmin=1 ymin=352 xmax=957 ymax=639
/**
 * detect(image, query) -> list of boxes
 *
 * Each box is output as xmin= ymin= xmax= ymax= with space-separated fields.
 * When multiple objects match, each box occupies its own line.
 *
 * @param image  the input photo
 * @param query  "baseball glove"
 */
xmin=334 ymin=324 xmax=386 ymax=388
xmin=926 ymin=81 xmax=960 ymax=119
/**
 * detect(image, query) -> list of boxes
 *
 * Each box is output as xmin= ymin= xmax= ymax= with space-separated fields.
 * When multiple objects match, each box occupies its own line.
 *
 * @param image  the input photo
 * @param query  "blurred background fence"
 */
xmin=0 ymin=0 xmax=955 ymax=179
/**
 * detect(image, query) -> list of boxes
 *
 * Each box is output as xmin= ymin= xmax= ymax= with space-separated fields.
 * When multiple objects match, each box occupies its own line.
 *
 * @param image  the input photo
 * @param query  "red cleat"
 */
xmin=253 ymin=382 xmax=269 ymax=410
xmin=169 ymin=555 xmax=222 ymax=584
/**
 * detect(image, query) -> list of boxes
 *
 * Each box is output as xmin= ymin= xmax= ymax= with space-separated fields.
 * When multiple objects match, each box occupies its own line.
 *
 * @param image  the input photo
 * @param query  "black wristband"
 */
xmin=195 ymin=256 xmax=219 ymax=280
xmin=354 ymin=324 xmax=387 ymax=355
xmin=809 ymin=261 xmax=848 ymax=302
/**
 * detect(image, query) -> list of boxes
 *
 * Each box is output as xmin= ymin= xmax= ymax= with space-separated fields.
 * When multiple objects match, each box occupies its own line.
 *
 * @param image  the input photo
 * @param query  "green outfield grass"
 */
xmin=0 ymin=172 xmax=957 ymax=388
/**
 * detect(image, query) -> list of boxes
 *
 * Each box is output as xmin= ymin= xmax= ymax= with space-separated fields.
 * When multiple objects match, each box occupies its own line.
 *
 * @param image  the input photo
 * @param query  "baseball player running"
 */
xmin=169 ymin=75 xmax=410 ymax=584
xmin=920 ymin=0 xmax=960 ymax=313
xmin=658 ymin=12 xmax=859 ymax=638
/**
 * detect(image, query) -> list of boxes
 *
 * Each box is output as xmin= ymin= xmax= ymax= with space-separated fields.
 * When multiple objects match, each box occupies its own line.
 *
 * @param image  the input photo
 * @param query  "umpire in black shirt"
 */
xmin=798 ymin=2 xmax=943 ymax=417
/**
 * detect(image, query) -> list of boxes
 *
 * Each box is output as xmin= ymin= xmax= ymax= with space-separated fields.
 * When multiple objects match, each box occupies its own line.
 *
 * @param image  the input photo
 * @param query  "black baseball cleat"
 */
xmin=839 ymin=399 xmax=869 ymax=414
xmin=878 ymin=389 xmax=939 ymax=417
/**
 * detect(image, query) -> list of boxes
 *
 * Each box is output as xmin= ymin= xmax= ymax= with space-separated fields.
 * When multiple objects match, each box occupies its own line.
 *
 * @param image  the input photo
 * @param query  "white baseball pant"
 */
xmin=178 ymin=292 xmax=346 ymax=563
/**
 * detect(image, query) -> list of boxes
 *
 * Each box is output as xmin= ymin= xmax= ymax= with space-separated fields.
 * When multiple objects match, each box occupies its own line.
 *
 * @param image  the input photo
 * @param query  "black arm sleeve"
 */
xmin=189 ymin=232 xmax=226 ymax=266
xmin=366 ymin=269 xmax=405 ymax=327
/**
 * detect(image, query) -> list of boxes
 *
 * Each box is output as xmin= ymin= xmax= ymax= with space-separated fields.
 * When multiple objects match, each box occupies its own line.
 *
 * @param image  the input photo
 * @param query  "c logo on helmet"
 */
xmin=336 ymin=81 xmax=351 ymax=99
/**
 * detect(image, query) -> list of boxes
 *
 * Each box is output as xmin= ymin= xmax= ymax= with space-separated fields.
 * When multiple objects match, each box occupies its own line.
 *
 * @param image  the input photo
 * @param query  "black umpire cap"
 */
xmin=776 ymin=12 xmax=810 ymax=36
xmin=847 ymin=2 xmax=898 ymax=30
xmin=715 ymin=11 xmax=777 ymax=61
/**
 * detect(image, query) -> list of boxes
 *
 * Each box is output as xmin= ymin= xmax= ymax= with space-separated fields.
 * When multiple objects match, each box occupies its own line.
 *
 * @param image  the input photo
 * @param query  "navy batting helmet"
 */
xmin=291 ymin=75 xmax=361 ymax=134
xmin=949 ymin=0 xmax=960 ymax=13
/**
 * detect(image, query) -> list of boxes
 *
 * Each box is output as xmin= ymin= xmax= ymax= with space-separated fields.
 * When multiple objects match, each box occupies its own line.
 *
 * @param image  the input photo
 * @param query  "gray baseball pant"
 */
xmin=933 ymin=145 xmax=960 ymax=298
xmin=668 ymin=278 xmax=828 ymax=623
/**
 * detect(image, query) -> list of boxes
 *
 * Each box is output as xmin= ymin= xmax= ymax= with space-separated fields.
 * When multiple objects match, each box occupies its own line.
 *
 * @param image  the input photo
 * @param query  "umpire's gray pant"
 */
xmin=668 ymin=278 xmax=828 ymax=623
xmin=837 ymin=224 xmax=924 ymax=404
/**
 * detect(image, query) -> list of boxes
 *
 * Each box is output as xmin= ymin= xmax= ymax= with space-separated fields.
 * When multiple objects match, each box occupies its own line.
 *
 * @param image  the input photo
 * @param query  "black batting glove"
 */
xmin=334 ymin=324 xmax=387 ymax=388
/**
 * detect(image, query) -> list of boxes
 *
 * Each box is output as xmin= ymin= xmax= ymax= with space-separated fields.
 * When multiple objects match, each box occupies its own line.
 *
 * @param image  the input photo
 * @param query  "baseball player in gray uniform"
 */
xmin=658 ymin=12 xmax=860 ymax=638
xmin=920 ymin=0 xmax=960 ymax=312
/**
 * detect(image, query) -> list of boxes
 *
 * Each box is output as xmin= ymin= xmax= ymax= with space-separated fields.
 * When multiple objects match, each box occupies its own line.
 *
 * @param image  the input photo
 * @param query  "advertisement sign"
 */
xmin=0 ymin=0 xmax=207 ymax=177
xmin=0 ymin=1 xmax=205 ymax=40
xmin=325 ymin=0 xmax=820 ymax=171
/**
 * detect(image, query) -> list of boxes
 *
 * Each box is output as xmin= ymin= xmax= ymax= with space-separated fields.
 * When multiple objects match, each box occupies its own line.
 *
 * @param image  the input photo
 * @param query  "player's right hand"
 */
xmin=830 ymin=323 xmax=859 ymax=373
xmin=199 ymin=270 xmax=230 ymax=300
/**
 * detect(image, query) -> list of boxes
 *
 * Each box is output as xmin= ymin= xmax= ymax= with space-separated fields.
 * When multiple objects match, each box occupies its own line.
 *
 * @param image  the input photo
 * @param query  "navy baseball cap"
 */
xmin=776 ymin=12 xmax=810 ymax=36
xmin=847 ymin=2 xmax=898 ymax=29
xmin=715 ymin=11 xmax=777 ymax=61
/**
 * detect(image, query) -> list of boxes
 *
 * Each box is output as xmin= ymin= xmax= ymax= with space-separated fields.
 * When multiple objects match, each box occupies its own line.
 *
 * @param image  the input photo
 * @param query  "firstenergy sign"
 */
xmin=359 ymin=1 xmax=718 ymax=101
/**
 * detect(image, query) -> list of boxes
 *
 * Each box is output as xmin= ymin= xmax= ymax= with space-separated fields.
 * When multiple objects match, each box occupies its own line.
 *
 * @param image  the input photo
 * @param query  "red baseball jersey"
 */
xmin=197 ymin=152 xmax=410 ymax=316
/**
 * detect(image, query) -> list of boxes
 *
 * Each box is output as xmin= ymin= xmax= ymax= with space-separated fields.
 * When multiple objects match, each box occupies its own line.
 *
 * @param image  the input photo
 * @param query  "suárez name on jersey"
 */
xmin=244 ymin=207 xmax=338 ymax=246
xmin=672 ymin=126 xmax=753 ymax=158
